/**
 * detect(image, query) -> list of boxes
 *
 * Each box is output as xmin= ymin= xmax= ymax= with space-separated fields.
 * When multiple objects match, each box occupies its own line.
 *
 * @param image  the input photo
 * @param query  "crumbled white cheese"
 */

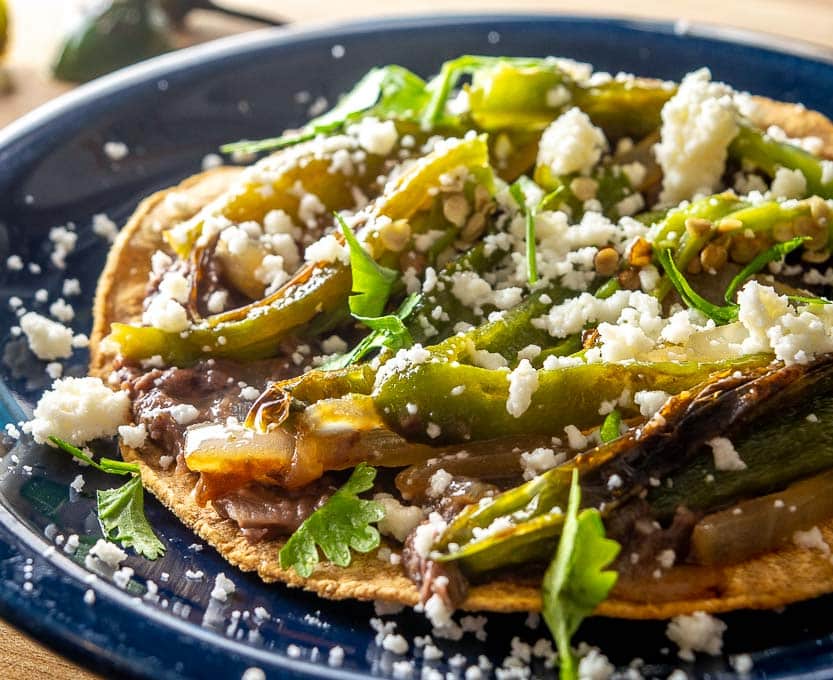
xmin=506 ymin=359 xmax=539 ymax=418
xmin=26 ymin=377 xmax=130 ymax=446
xmin=20 ymin=312 xmax=74 ymax=360
xmin=6 ymin=254 xmax=23 ymax=270
xmin=822 ymin=160 xmax=833 ymax=185
xmin=666 ymin=611 xmax=727 ymax=661
xmin=210 ymin=572 xmax=236 ymax=601
xmin=103 ymin=141 xmax=129 ymax=160
xmin=240 ymin=386 xmax=261 ymax=401
xmin=70 ymin=474 xmax=85 ymax=493
xmin=412 ymin=512 xmax=448 ymax=558
xmin=655 ymin=68 xmax=739 ymax=204
xmin=49 ymin=298 xmax=74 ymax=323
xmin=321 ymin=334 xmax=348 ymax=355
xmin=634 ymin=390 xmax=669 ymax=418
xmin=328 ymin=645 xmax=345 ymax=667
xmin=45 ymin=362 xmax=63 ymax=380
xmin=520 ymin=447 xmax=566 ymax=480
xmin=577 ymin=648 xmax=615 ymax=680
xmin=471 ymin=349 xmax=508 ymax=370
xmin=118 ymin=423 xmax=148 ymax=449
xmin=382 ymin=633 xmax=409 ymax=655
xmin=206 ymin=290 xmax=228 ymax=314
xmin=737 ymin=281 xmax=833 ymax=365
xmin=92 ymin=213 xmax=119 ymax=242
xmin=373 ymin=344 xmax=432 ymax=391
xmin=304 ymin=234 xmax=349 ymax=265
xmin=142 ymin=296 xmax=189 ymax=333
xmin=564 ymin=424 xmax=588 ymax=450
xmin=202 ymin=153 xmax=223 ymax=170
xmin=427 ymin=469 xmax=453 ymax=498
xmin=158 ymin=271 xmax=189 ymax=304
xmin=707 ymin=437 xmax=746 ymax=471
xmin=87 ymin=539 xmax=127 ymax=569
xmin=770 ymin=167 xmax=807 ymax=199
xmin=49 ymin=225 xmax=77 ymax=269
xmin=538 ymin=107 xmax=607 ymax=176
xmin=375 ymin=494 xmax=424 ymax=542
xmin=169 ymin=404 xmax=200 ymax=425
xmin=657 ymin=548 xmax=677 ymax=569
xmin=354 ymin=117 xmax=398 ymax=156
xmin=426 ymin=422 xmax=441 ymax=439
xmin=793 ymin=526 xmax=831 ymax=554
xmin=731 ymin=654 xmax=754 ymax=675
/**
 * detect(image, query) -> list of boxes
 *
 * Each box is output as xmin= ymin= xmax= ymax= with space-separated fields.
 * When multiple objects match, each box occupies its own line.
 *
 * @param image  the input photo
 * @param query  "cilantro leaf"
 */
xmin=599 ymin=409 xmax=622 ymax=443
xmin=279 ymin=463 xmax=385 ymax=578
xmin=98 ymin=475 xmax=165 ymax=560
xmin=723 ymin=236 xmax=808 ymax=304
xmin=660 ymin=237 xmax=829 ymax=326
xmin=658 ymin=249 xmax=738 ymax=324
xmin=542 ymin=470 xmax=620 ymax=680
xmin=49 ymin=436 xmax=165 ymax=560
xmin=509 ymin=177 xmax=539 ymax=284
xmin=49 ymin=436 xmax=139 ymax=475
xmin=321 ymin=293 xmax=421 ymax=370
xmin=222 ymin=65 xmax=429 ymax=155
xmin=336 ymin=212 xmax=399 ymax=318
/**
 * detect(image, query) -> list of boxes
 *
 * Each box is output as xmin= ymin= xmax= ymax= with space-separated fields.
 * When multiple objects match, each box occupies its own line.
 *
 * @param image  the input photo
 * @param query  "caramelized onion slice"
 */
xmin=691 ymin=467 xmax=833 ymax=566
xmin=184 ymin=421 xmax=294 ymax=480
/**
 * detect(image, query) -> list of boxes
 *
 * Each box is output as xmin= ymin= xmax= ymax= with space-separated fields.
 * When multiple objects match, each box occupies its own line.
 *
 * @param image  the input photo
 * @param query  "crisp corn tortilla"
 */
xmin=90 ymin=97 xmax=833 ymax=619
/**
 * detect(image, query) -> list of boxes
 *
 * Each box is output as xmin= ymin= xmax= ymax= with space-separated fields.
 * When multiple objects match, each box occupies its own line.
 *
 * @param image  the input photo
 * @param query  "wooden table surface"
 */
xmin=2 ymin=0 xmax=833 ymax=677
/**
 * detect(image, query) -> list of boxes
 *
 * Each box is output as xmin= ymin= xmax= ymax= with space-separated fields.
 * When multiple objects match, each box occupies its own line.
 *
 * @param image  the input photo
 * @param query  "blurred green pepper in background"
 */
xmin=52 ymin=0 xmax=173 ymax=82
xmin=52 ymin=0 xmax=284 ymax=83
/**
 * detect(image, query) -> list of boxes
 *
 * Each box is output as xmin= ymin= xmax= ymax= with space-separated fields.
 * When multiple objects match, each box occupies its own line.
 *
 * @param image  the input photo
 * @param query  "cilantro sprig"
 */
xmin=509 ymin=177 xmax=539 ymax=285
xmin=542 ymin=470 xmax=620 ymax=680
xmin=320 ymin=213 xmax=421 ymax=369
xmin=49 ymin=436 xmax=165 ymax=560
xmin=337 ymin=212 xmax=398 ymax=318
xmin=321 ymin=293 xmax=421 ymax=370
xmin=221 ymin=65 xmax=429 ymax=155
xmin=658 ymin=236 xmax=828 ymax=325
xmin=279 ymin=463 xmax=385 ymax=578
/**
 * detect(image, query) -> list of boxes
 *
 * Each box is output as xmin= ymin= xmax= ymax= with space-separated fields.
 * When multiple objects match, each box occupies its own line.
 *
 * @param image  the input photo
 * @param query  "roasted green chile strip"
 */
xmin=650 ymin=388 xmax=833 ymax=519
xmin=374 ymin=357 xmax=768 ymax=444
xmin=109 ymin=135 xmax=492 ymax=364
xmin=431 ymin=356 xmax=810 ymax=574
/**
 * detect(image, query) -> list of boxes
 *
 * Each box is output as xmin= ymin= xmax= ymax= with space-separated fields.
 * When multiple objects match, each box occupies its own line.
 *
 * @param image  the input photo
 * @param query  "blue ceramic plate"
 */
xmin=3 ymin=14 xmax=833 ymax=680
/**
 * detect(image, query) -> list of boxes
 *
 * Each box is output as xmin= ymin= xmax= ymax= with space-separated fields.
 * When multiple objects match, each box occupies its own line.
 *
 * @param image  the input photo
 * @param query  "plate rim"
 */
xmin=3 ymin=11 xmax=833 ymax=679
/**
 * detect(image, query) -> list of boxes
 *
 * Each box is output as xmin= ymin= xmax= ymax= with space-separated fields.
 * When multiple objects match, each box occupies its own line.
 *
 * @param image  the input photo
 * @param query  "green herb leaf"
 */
xmin=336 ymin=212 xmax=399 ymax=318
xmin=49 ymin=436 xmax=164 ymax=560
xmin=599 ymin=409 xmax=622 ymax=443
xmin=98 ymin=475 xmax=166 ymax=560
xmin=657 ymin=249 xmax=739 ymax=324
xmin=222 ymin=65 xmax=429 ymax=155
xmin=421 ymin=55 xmax=565 ymax=130
xmin=49 ymin=436 xmax=139 ymax=475
xmin=724 ymin=236 xmax=809 ymax=304
xmin=509 ymin=177 xmax=539 ymax=284
xmin=279 ymin=463 xmax=385 ymax=578
xmin=542 ymin=469 xmax=620 ymax=680
xmin=321 ymin=293 xmax=421 ymax=370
